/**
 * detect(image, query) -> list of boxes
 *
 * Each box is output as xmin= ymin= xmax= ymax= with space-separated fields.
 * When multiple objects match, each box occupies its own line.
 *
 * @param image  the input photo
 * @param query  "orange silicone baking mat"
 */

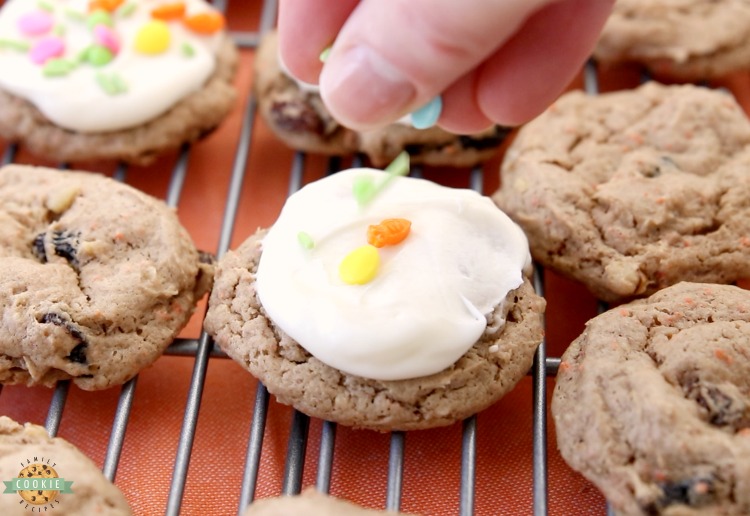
xmin=2 ymin=1 xmax=750 ymax=515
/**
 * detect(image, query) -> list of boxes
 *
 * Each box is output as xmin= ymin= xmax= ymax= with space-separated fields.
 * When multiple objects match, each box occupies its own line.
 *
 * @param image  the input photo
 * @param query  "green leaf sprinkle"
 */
xmin=96 ymin=72 xmax=128 ymax=95
xmin=0 ymin=39 xmax=30 ymax=51
xmin=64 ymin=8 xmax=86 ymax=21
xmin=43 ymin=59 xmax=77 ymax=77
xmin=116 ymin=2 xmax=137 ymax=18
xmin=181 ymin=42 xmax=195 ymax=57
xmin=319 ymin=46 xmax=331 ymax=63
xmin=297 ymin=231 xmax=314 ymax=250
xmin=38 ymin=1 xmax=55 ymax=12
xmin=353 ymin=151 xmax=410 ymax=206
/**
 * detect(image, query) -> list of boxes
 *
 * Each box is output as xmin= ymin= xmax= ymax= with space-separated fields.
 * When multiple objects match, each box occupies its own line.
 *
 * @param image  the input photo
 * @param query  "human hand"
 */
xmin=278 ymin=0 xmax=613 ymax=133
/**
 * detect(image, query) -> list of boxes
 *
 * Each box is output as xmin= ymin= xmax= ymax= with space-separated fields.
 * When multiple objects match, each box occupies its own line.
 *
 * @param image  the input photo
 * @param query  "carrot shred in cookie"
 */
xmin=367 ymin=218 xmax=411 ymax=248
xmin=151 ymin=2 xmax=186 ymax=20
xmin=183 ymin=12 xmax=225 ymax=34
xmin=714 ymin=349 xmax=733 ymax=364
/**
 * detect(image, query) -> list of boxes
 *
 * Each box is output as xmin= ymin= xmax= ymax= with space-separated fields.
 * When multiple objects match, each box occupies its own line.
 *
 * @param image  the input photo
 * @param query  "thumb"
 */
xmin=319 ymin=0 xmax=552 ymax=130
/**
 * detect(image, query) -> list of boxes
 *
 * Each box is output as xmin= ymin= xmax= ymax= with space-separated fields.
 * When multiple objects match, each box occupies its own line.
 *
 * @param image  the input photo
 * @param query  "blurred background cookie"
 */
xmin=254 ymin=30 xmax=509 ymax=168
xmin=245 ymin=488 xmax=414 ymax=515
xmin=552 ymin=282 xmax=750 ymax=515
xmin=494 ymin=82 xmax=750 ymax=303
xmin=0 ymin=0 xmax=237 ymax=165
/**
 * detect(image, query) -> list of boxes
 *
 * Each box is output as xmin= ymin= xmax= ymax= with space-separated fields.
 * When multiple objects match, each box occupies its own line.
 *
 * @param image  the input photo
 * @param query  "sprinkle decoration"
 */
xmin=151 ymin=2 xmax=186 ymax=21
xmin=86 ymin=44 xmax=114 ymax=66
xmin=96 ymin=71 xmax=127 ymax=94
xmin=88 ymin=0 xmax=125 ymax=13
xmin=134 ymin=20 xmax=171 ymax=55
xmin=116 ymin=2 xmax=137 ymax=18
xmin=339 ymin=245 xmax=380 ymax=285
xmin=18 ymin=11 xmax=55 ymax=36
xmin=0 ymin=39 xmax=31 ymax=51
xmin=93 ymin=24 xmax=120 ymax=54
xmin=367 ymin=218 xmax=411 ymax=248
xmin=64 ymin=8 xmax=87 ymax=21
xmin=353 ymin=151 xmax=410 ymax=206
xmin=319 ymin=46 xmax=331 ymax=63
xmin=411 ymin=95 xmax=442 ymax=129
xmin=297 ymin=231 xmax=315 ymax=250
xmin=86 ymin=10 xmax=113 ymax=30
xmin=181 ymin=42 xmax=195 ymax=57
xmin=37 ymin=1 xmax=55 ymax=12
xmin=43 ymin=58 xmax=77 ymax=77
xmin=30 ymin=36 xmax=65 ymax=65
xmin=183 ymin=12 xmax=225 ymax=34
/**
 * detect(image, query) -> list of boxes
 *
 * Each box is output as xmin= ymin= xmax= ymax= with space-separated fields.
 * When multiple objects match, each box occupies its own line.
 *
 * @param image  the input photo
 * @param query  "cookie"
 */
xmin=0 ymin=416 xmax=131 ymax=514
xmin=0 ymin=0 xmax=237 ymax=165
xmin=552 ymin=282 xmax=750 ymax=516
xmin=0 ymin=164 xmax=213 ymax=390
xmin=493 ymin=82 xmax=750 ymax=303
xmin=594 ymin=0 xmax=750 ymax=80
xmin=254 ymin=30 xmax=509 ymax=167
xmin=245 ymin=489 xmax=414 ymax=515
xmin=204 ymin=168 xmax=545 ymax=431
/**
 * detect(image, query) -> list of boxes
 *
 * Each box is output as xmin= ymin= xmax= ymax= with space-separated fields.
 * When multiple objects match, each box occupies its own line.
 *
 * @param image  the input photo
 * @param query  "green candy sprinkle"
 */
xmin=181 ymin=42 xmax=195 ymax=57
xmin=64 ymin=8 xmax=86 ymax=21
xmin=353 ymin=151 xmax=410 ymax=206
xmin=53 ymin=24 xmax=66 ymax=36
xmin=87 ymin=45 xmax=113 ymax=66
xmin=0 ymin=39 xmax=31 ymax=51
xmin=96 ymin=72 xmax=127 ymax=95
xmin=86 ymin=10 xmax=112 ymax=30
xmin=42 ymin=59 xmax=77 ymax=77
xmin=116 ymin=2 xmax=137 ymax=18
xmin=319 ymin=46 xmax=331 ymax=63
xmin=38 ymin=1 xmax=55 ymax=12
xmin=297 ymin=231 xmax=315 ymax=250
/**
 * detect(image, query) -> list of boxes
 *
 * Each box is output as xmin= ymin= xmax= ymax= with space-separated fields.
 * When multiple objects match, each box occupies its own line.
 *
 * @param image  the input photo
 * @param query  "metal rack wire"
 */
xmin=0 ymin=0 xmax=616 ymax=514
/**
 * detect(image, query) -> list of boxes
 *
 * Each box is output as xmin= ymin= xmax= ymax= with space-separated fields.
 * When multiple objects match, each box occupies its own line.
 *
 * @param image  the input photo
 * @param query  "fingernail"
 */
xmin=320 ymin=45 xmax=416 ymax=128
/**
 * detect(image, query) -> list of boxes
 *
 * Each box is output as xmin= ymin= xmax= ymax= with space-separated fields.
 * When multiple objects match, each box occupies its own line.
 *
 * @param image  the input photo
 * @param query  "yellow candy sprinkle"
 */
xmin=134 ymin=20 xmax=170 ymax=55
xmin=339 ymin=245 xmax=380 ymax=285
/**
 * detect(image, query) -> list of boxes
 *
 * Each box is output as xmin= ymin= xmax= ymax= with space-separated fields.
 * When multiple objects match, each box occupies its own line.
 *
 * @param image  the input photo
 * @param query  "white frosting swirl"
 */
xmin=0 ymin=0 xmax=224 ymax=133
xmin=256 ymin=169 xmax=531 ymax=381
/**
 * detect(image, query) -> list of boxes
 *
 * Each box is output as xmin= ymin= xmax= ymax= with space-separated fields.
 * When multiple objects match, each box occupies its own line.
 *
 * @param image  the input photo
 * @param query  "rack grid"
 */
xmin=0 ymin=0 xmax=639 ymax=514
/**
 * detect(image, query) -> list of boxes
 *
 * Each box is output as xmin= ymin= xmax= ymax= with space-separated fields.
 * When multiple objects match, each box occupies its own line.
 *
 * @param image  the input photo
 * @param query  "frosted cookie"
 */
xmin=0 ymin=164 xmax=213 ymax=390
xmin=594 ymin=0 xmax=750 ymax=80
xmin=204 ymin=166 xmax=545 ymax=431
xmin=0 ymin=416 xmax=131 ymax=514
xmin=0 ymin=0 xmax=237 ymax=165
xmin=493 ymin=82 xmax=750 ymax=303
xmin=254 ymin=30 xmax=509 ymax=167
xmin=245 ymin=489 xmax=414 ymax=515
xmin=552 ymin=282 xmax=750 ymax=515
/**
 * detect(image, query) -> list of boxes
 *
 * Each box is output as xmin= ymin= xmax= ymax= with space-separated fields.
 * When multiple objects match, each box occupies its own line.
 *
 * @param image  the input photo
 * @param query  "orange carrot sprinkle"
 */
xmin=151 ymin=2 xmax=186 ymax=20
xmin=714 ymin=349 xmax=733 ymax=364
xmin=367 ymin=218 xmax=411 ymax=248
xmin=183 ymin=12 xmax=225 ymax=34
xmin=88 ymin=0 xmax=124 ymax=12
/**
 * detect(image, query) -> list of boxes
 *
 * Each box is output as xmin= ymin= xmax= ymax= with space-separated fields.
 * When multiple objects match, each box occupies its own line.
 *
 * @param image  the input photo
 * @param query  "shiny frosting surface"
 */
xmin=256 ymin=169 xmax=531 ymax=381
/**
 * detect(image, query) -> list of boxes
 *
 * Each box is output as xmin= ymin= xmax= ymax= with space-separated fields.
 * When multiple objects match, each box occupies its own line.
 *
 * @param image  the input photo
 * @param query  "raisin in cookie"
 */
xmin=0 ymin=416 xmax=131 ymax=514
xmin=552 ymin=282 xmax=750 ymax=516
xmin=255 ymin=30 xmax=509 ymax=167
xmin=0 ymin=0 xmax=237 ymax=165
xmin=245 ymin=489 xmax=414 ymax=515
xmin=0 ymin=164 xmax=212 ymax=390
xmin=494 ymin=82 xmax=750 ymax=303
xmin=594 ymin=0 xmax=750 ymax=80
xmin=205 ymin=169 xmax=545 ymax=431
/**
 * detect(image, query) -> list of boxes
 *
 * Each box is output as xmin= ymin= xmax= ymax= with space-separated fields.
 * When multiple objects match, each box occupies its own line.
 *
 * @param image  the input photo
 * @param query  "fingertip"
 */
xmin=438 ymin=71 xmax=494 ymax=134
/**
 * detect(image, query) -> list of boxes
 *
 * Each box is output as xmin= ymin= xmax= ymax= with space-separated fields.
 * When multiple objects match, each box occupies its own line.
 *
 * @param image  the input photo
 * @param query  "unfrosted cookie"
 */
xmin=205 ymin=169 xmax=545 ymax=431
xmin=493 ymin=82 xmax=750 ymax=303
xmin=0 ymin=0 xmax=237 ymax=165
xmin=0 ymin=416 xmax=131 ymax=514
xmin=594 ymin=0 xmax=750 ymax=80
xmin=245 ymin=488 xmax=414 ymax=515
xmin=254 ymin=31 xmax=509 ymax=167
xmin=0 ymin=164 xmax=213 ymax=390
xmin=552 ymin=282 xmax=750 ymax=515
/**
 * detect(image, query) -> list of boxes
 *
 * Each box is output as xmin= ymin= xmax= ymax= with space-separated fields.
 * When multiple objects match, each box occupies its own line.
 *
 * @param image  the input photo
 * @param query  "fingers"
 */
xmin=476 ymin=0 xmax=614 ymax=125
xmin=318 ymin=0 xmax=551 ymax=130
xmin=277 ymin=0 xmax=359 ymax=84
xmin=439 ymin=70 xmax=493 ymax=134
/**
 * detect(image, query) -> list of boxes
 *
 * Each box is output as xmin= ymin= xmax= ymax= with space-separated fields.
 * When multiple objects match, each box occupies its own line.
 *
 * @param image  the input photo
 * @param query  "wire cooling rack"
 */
xmin=0 ymin=0 xmax=638 ymax=514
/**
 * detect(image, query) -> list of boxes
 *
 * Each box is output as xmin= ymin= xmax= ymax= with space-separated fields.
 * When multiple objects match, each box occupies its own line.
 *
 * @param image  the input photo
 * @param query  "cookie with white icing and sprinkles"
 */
xmin=594 ymin=0 xmax=750 ymax=80
xmin=493 ymin=82 xmax=750 ymax=303
xmin=0 ymin=164 xmax=213 ymax=390
xmin=0 ymin=416 xmax=131 ymax=514
xmin=204 ymin=162 xmax=545 ymax=431
xmin=552 ymin=282 xmax=750 ymax=516
xmin=255 ymin=30 xmax=510 ymax=168
xmin=0 ymin=0 xmax=237 ymax=165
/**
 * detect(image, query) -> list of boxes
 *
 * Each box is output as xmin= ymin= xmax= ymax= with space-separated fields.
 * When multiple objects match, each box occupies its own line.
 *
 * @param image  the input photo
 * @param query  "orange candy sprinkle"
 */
xmin=88 ymin=0 xmax=124 ymax=12
xmin=183 ymin=12 xmax=225 ymax=34
xmin=151 ymin=2 xmax=186 ymax=20
xmin=367 ymin=218 xmax=411 ymax=248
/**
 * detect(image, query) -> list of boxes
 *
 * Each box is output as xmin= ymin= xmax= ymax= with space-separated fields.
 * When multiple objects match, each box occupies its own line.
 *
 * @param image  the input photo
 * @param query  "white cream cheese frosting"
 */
xmin=256 ymin=169 xmax=532 ymax=381
xmin=0 ymin=0 xmax=225 ymax=133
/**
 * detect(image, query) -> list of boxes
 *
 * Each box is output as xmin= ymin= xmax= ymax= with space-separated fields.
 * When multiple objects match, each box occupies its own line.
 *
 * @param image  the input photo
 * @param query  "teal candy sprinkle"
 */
xmin=116 ymin=2 xmax=137 ymax=17
xmin=353 ymin=151 xmax=410 ymax=206
xmin=181 ymin=42 xmax=195 ymax=57
xmin=0 ymin=39 xmax=31 ymax=51
xmin=411 ymin=96 xmax=442 ymax=130
xmin=297 ymin=231 xmax=315 ymax=250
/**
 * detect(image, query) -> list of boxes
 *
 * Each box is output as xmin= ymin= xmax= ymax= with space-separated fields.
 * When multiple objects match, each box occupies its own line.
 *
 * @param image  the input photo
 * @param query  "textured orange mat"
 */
xmin=2 ymin=2 xmax=750 ymax=515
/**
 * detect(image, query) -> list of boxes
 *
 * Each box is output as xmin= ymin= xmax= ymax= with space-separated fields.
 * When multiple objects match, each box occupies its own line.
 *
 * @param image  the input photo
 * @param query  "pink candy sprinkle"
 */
xmin=17 ymin=11 xmax=54 ymax=36
xmin=30 ymin=37 xmax=65 ymax=65
xmin=93 ymin=25 xmax=120 ymax=55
